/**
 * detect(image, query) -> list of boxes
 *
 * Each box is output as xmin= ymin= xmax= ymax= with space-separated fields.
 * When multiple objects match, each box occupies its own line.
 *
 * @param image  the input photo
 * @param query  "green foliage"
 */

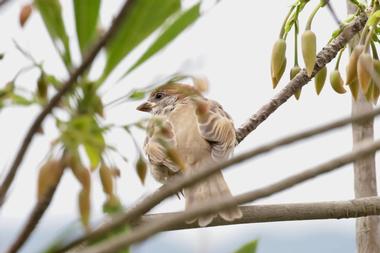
xmin=59 ymin=115 xmax=106 ymax=169
xmin=234 ymin=240 xmax=258 ymax=253
xmin=0 ymin=82 xmax=34 ymax=109
xmin=3 ymin=0 xmax=203 ymax=241
xmin=102 ymin=0 xmax=181 ymax=80
xmin=126 ymin=3 xmax=201 ymax=75
xmin=73 ymin=0 xmax=101 ymax=55
xmin=34 ymin=0 xmax=72 ymax=68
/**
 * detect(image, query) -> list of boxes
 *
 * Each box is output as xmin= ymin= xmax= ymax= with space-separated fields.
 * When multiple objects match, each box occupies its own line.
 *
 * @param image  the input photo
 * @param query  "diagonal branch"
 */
xmin=0 ymin=0 xmax=136 ymax=207
xmin=0 ymin=0 xmax=10 ymax=9
xmin=55 ymin=107 xmax=380 ymax=253
xmin=77 ymin=139 xmax=380 ymax=253
xmin=235 ymin=11 xmax=368 ymax=143
xmin=5 ymin=166 xmax=66 ymax=253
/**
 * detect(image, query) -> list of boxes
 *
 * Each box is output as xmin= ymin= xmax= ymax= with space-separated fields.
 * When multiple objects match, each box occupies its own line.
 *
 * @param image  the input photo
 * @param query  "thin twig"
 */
xmin=77 ymin=140 xmax=380 ymax=253
xmin=0 ymin=0 xmax=137 ymax=207
xmin=55 ymin=106 xmax=380 ymax=252
xmin=235 ymin=11 xmax=368 ymax=143
xmin=5 ymin=166 xmax=65 ymax=253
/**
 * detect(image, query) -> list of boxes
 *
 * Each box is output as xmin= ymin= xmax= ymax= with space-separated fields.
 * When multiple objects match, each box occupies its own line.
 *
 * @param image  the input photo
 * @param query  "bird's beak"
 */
xmin=137 ymin=102 xmax=154 ymax=112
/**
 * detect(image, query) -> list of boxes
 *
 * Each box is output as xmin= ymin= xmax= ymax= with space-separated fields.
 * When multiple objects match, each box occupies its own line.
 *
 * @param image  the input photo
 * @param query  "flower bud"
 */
xmin=78 ymin=189 xmax=91 ymax=230
xmin=136 ymin=156 xmax=147 ymax=184
xmin=37 ymin=74 xmax=48 ymax=101
xmin=68 ymin=154 xmax=91 ymax=191
xmin=365 ymin=82 xmax=374 ymax=102
xmin=371 ymin=59 xmax=380 ymax=88
xmin=314 ymin=66 xmax=327 ymax=95
xmin=37 ymin=160 xmax=63 ymax=201
xmin=346 ymin=45 xmax=364 ymax=85
xmin=100 ymin=165 xmax=114 ymax=196
xmin=290 ymin=66 xmax=301 ymax=80
xmin=330 ymin=70 xmax=346 ymax=94
xmin=301 ymin=30 xmax=317 ymax=77
xmin=290 ymin=66 xmax=302 ymax=100
xmin=357 ymin=53 xmax=373 ymax=93
xmin=271 ymin=39 xmax=287 ymax=88
xmin=349 ymin=79 xmax=359 ymax=100
xmin=19 ymin=4 xmax=32 ymax=27
xmin=294 ymin=89 xmax=302 ymax=100
xmin=373 ymin=85 xmax=379 ymax=104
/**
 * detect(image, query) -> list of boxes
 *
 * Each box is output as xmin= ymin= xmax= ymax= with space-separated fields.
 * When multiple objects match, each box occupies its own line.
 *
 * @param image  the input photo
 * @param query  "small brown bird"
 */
xmin=137 ymin=82 xmax=242 ymax=226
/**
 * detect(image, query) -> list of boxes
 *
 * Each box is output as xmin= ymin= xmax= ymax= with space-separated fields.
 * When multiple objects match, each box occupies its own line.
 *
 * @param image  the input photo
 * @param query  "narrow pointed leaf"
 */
xmin=125 ymin=3 xmax=201 ymax=75
xmin=34 ymin=0 xmax=72 ymax=67
xmin=73 ymin=0 xmax=101 ymax=55
xmin=102 ymin=0 xmax=181 ymax=80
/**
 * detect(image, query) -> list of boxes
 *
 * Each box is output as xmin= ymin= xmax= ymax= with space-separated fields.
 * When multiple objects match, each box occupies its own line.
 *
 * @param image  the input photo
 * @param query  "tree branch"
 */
xmin=0 ymin=0 xmax=10 ymax=10
xmin=235 ymin=11 xmax=368 ymax=143
xmin=76 ymin=139 xmax=380 ymax=253
xmin=5 ymin=166 xmax=65 ymax=253
xmin=346 ymin=2 xmax=380 ymax=252
xmin=0 ymin=0 xmax=136 ymax=207
xmin=135 ymin=198 xmax=380 ymax=230
xmin=57 ymin=113 xmax=380 ymax=253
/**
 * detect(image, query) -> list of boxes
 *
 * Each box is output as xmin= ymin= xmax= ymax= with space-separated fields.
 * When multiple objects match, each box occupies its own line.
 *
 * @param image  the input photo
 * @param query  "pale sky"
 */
xmin=0 ymin=1 xmax=379 ymax=253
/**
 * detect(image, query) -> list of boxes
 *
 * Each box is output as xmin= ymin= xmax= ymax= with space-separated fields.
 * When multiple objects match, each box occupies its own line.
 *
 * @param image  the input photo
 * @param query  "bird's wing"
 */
xmin=144 ymin=118 xmax=180 ymax=173
xmin=197 ymin=99 xmax=236 ymax=160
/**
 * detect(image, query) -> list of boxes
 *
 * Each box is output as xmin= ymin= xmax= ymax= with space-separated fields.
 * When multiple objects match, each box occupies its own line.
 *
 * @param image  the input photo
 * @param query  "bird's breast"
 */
xmin=168 ymin=103 xmax=210 ymax=166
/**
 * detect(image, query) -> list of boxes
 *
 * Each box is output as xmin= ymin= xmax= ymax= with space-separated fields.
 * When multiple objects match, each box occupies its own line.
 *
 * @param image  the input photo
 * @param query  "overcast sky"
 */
xmin=0 ymin=1 xmax=379 ymax=252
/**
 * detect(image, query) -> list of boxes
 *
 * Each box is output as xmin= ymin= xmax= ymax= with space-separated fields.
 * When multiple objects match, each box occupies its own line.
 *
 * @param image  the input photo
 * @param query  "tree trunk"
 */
xmin=347 ymin=2 xmax=380 ymax=252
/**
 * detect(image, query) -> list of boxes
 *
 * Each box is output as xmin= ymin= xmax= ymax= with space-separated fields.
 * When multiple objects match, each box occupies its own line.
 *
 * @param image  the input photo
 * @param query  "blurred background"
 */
xmin=0 ymin=0 xmax=377 ymax=252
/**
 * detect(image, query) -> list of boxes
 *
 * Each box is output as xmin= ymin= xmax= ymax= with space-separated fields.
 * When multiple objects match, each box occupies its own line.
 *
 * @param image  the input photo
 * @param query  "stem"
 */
xmin=371 ymin=40 xmax=379 ymax=59
xmin=334 ymin=47 xmax=345 ymax=70
xmin=359 ymin=25 xmax=370 ymax=45
xmin=364 ymin=28 xmax=374 ymax=52
xmin=294 ymin=20 xmax=299 ymax=66
xmin=279 ymin=5 xmax=296 ymax=39
xmin=305 ymin=2 xmax=323 ymax=30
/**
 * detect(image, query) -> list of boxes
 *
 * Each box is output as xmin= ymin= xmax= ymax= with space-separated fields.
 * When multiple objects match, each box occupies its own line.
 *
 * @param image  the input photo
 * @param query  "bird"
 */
xmin=137 ymin=82 xmax=242 ymax=227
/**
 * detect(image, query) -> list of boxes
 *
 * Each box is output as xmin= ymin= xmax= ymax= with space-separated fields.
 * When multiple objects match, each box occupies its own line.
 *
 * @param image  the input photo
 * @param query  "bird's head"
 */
xmin=137 ymin=83 xmax=202 ymax=114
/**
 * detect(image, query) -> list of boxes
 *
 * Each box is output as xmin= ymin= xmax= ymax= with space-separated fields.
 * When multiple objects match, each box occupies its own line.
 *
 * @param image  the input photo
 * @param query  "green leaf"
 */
xmin=0 ymin=53 xmax=4 ymax=60
xmin=234 ymin=240 xmax=258 ymax=253
xmin=61 ymin=115 xmax=106 ymax=164
xmin=84 ymin=143 xmax=101 ymax=169
xmin=101 ymin=0 xmax=181 ymax=81
xmin=10 ymin=94 xmax=33 ymax=106
xmin=368 ymin=10 xmax=380 ymax=26
xmin=125 ymin=3 xmax=201 ymax=75
xmin=73 ymin=0 xmax=101 ymax=55
xmin=34 ymin=0 xmax=72 ymax=68
xmin=128 ymin=90 xmax=146 ymax=100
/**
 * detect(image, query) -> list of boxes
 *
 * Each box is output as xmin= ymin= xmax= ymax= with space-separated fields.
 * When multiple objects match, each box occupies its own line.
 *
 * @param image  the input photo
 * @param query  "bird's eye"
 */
xmin=154 ymin=92 xmax=164 ymax=100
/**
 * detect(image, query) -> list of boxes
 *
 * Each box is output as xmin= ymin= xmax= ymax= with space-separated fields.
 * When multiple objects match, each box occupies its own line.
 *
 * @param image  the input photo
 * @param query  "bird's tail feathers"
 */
xmin=184 ymin=171 xmax=242 ymax=227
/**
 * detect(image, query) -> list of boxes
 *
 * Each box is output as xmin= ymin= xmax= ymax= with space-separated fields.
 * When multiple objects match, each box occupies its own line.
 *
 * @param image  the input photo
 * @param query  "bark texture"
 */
xmin=352 ymin=95 xmax=380 ymax=252
xmin=347 ymin=2 xmax=380 ymax=252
